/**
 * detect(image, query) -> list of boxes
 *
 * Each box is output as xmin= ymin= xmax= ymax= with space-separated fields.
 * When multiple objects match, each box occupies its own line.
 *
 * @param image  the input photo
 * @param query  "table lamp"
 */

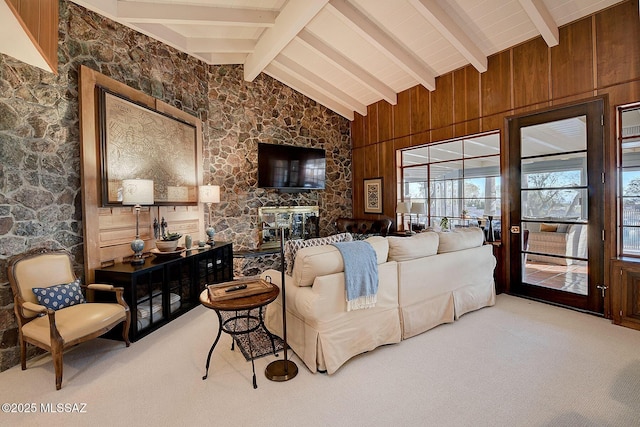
xmin=122 ymin=179 xmax=154 ymax=265
xmin=199 ymin=184 xmax=220 ymax=244
xmin=396 ymin=200 xmax=412 ymax=233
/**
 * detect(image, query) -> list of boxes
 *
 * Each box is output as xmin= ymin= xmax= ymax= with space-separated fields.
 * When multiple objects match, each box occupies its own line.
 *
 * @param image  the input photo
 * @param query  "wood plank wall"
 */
xmin=6 ymin=0 xmax=58 ymax=73
xmin=351 ymin=0 xmax=640 ymax=243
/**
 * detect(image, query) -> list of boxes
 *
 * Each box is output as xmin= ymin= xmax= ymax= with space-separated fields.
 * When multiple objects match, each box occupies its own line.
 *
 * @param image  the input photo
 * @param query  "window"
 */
xmin=618 ymin=104 xmax=640 ymax=256
xmin=399 ymin=131 xmax=500 ymax=232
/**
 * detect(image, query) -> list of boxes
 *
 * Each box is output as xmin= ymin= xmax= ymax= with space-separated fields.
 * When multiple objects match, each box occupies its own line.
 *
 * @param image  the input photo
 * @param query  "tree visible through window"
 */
xmin=399 ymin=131 xmax=501 ymax=232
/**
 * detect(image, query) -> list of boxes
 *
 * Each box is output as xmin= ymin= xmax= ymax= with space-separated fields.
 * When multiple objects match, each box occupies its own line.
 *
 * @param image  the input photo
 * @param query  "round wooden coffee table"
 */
xmin=199 ymin=279 xmax=279 ymax=389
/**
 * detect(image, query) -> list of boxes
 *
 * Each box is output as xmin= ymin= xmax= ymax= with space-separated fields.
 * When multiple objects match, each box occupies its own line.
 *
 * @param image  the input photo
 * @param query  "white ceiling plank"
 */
xmin=71 ymin=0 xmax=118 ymax=17
xmin=297 ymin=29 xmax=397 ymax=105
xmin=518 ymin=0 xmax=559 ymax=47
xmin=134 ymin=23 xmax=188 ymax=51
xmin=327 ymin=0 xmax=436 ymax=91
xmin=117 ymin=1 xmax=278 ymax=26
xmin=407 ymin=0 xmax=487 ymax=73
xmin=274 ymin=55 xmax=367 ymax=115
xmin=186 ymin=38 xmax=255 ymax=53
xmin=265 ymin=63 xmax=355 ymax=120
xmin=196 ymin=52 xmax=249 ymax=65
xmin=244 ymin=0 xmax=328 ymax=82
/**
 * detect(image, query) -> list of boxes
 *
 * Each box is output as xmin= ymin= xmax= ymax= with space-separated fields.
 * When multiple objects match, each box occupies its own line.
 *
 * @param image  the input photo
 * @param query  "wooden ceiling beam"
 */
xmin=274 ymin=54 xmax=367 ymax=116
xmin=244 ymin=0 xmax=327 ymax=82
xmin=518 ymin=0 xmax=559 ymax=47
xmin=407 ymin=0 xmax=487 ymax=73
xmin=327 ymin=0 xmax=436 ymax=91
xmin=265 ymin=62 xmax=355 ymax=120
xmin=297 ymin=29 xmax=397 ymax=105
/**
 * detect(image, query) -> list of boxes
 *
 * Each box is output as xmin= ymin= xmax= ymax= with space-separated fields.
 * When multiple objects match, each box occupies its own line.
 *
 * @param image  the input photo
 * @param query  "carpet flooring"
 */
xmin=1 ymin=294 xmax=639 ymax=427
xmin=218 ymin=309 xmax=285 ymax=360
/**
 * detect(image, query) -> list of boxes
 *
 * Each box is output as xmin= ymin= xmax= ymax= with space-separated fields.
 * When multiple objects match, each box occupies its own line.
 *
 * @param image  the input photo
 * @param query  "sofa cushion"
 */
xmin=284 ymin=233 xmax=353 ymax=275
xmin=292 ymin=236 xmax=388 ymax=287
xmin=387 ymin=231 xmax=439 ymax=262
xmin=437 ymin=228 xmax=485 ymax=253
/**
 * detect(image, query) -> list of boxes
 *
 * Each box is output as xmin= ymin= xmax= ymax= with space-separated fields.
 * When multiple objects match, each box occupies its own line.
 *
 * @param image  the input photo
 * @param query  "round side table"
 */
xmin=199 ymin=280 xmax=279 ymax=389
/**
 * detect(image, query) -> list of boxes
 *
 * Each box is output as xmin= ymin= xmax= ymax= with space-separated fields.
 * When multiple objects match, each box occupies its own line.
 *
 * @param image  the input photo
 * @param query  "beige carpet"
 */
xmin=1 ymin=294 xmax=639 ymax=427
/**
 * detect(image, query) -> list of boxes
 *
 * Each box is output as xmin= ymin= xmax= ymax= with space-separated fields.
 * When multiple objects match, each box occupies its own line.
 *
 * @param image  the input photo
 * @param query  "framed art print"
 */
xmin=364 ymin=177 xmax=383 ymax=214
xmin=97 ymin=87 xmax=198 ymax=206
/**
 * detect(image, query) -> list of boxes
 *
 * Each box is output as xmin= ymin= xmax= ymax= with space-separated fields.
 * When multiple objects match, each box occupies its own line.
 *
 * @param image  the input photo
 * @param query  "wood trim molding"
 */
xmin=79 ymin=65 xmax=204 ymax=281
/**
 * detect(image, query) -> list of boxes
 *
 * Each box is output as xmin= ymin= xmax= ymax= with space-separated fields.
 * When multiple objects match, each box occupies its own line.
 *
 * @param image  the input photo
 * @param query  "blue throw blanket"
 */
xmin=331 ymin=241 xmax=378 ymax=311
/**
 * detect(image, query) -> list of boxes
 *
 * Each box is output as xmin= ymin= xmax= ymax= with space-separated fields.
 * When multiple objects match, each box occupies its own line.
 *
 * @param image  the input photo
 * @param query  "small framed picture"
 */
xmin=364 ymin=177 xmax=383 ymax=214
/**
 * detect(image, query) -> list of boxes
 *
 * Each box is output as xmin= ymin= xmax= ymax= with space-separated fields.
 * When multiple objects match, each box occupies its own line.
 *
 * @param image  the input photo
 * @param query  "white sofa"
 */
xmin=261 ymin=228 xmax=496 ymax=374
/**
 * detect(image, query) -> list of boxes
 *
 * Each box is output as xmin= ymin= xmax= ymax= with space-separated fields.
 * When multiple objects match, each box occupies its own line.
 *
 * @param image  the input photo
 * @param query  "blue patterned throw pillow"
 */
xmin=32 ymin=278 xmax=86 ymax=311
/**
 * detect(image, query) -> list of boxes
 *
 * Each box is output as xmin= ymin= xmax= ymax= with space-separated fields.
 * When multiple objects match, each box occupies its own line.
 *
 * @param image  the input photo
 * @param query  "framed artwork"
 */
xmin=364 ymin=177 xmax=383 ymax=214
xmin=97 ymin=87 xmax=198 ymax=206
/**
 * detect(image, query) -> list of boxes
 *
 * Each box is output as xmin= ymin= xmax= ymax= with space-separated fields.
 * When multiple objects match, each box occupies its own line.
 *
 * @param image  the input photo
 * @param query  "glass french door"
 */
xmin=508 ymin=100 xmax=605 ymax=314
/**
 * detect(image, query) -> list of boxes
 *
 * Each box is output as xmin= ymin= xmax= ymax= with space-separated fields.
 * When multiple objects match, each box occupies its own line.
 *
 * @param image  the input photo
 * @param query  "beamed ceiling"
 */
xmin=70 ymin=0 xmax=624 ymax=120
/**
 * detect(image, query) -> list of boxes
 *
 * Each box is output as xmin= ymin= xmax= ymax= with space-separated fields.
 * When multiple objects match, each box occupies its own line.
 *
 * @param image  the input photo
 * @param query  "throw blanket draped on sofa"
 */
xmin=331 ymin=241 xmax=378 ymax=311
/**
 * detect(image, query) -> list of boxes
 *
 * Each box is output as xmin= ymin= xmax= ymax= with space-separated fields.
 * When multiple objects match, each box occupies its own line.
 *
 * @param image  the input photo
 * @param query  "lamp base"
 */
xmin=130 ymin=257 xmax=145 ymax=265
xmin=265 ymin=359 xmax=298 ymax=382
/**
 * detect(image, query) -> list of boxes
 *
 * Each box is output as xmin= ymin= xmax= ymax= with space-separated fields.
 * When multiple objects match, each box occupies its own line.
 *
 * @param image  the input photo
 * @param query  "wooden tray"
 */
xmin=207 ymin=279 xmax=274 ymax=301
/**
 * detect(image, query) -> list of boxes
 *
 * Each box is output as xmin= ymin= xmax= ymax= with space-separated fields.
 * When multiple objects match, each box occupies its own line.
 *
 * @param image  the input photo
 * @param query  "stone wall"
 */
xmin=0 ymin=0 xmax=352 ymax=371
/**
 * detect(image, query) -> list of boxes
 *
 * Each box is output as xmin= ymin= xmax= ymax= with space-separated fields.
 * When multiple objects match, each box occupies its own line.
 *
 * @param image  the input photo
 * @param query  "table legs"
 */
xmin=202 ymin=307 xmax=279 ymax=388
xmin=202 ymin=310 xmax=223 ymax=380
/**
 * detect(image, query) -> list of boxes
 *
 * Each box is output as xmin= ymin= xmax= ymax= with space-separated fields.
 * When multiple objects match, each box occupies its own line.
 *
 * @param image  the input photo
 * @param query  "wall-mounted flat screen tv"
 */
xmin=258 ymin=143 xmax=326 ymax=190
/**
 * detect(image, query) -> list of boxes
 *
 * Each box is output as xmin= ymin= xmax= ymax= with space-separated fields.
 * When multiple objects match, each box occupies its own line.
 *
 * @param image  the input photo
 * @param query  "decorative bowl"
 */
xmin=156 ymin=239 xmax=180 ymax=252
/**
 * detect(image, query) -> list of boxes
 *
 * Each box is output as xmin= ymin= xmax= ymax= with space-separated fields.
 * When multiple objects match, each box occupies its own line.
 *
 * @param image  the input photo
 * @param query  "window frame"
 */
xmin=617 ymin=102 xmax=640 ymax=257
xmin=398 ymin=131 xmax=501 ymax=231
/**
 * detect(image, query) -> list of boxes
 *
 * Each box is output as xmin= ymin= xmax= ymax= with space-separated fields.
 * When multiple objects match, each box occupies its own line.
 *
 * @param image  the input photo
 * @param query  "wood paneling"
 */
xmin=431 ymin=73 xmax=454 ymax=131
xmin=349 ymin=1 xmax=640 ymax=242
xmin=454 ymin=68 xmax=466 ymax=137
xmin=9 ymin=0 xmax=58 ymax=73
xmin=465 ymin=66 xmax=480 ymax=120
xmin=367 ymin=104 xmax=378 ymax=145
xmin=351 ymin=112 xmax=366 ymax=148
xmin=596 ymin=0 xmax=640 ymax=88
xmin=410 ymin=85 xmax=430 ymax=134
xmin=380 ymin=140 xmax=396 ymax=218
xmin=551 ymin=16 xmax=593 ymax=100
xmin=482 ymin=51 xmax=512 ymax=116
xmin=364 ymin=143 xmax=379 ymax=178
xmin=482 ymin=114 xmax=505 ymax=133
xmin=453 ymin=66 xmax=482 ymax=137
xmin=513 ymin=37 xmax=549 ymax=109
xmin=351 ymin=146 xmax=365 ymax=214
xmin=393 ymin=90 xmax=411 ymax=139
xmin=377 ymin=100 xmax=393 ymax=142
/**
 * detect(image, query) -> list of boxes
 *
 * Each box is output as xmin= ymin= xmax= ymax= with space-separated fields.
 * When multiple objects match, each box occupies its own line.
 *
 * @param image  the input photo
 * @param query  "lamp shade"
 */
xmin=122 ymin=179 xmax=154 ymax=205
xmin=199 ymin=185 xmax=220 ymax=203
xmin=396 ymin=201 xmax=411 ymax=214
xmin=410 ymin=202 xmax=426 ymax=215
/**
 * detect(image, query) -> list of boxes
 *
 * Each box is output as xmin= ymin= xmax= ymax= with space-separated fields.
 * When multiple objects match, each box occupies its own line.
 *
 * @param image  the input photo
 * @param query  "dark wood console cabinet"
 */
xmin=610 ymin=258 xmax=640 ymax=331
xmin=95 ymin=242 xmax=233 ymax=341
